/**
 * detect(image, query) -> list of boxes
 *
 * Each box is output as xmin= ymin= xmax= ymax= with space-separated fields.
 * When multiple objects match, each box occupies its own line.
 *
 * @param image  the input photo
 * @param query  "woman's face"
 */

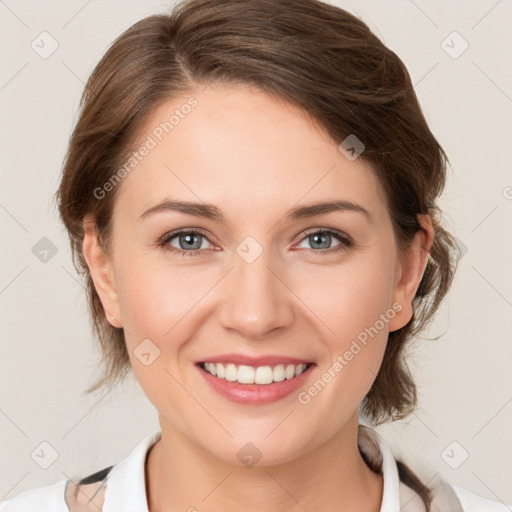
xmin=84 ymin=83 xmax=430 ymax=465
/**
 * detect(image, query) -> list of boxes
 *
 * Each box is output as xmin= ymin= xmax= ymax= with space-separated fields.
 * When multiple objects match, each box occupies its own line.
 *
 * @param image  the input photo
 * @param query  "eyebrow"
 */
xmin=139 ymin=198 xmax=373 ymax=223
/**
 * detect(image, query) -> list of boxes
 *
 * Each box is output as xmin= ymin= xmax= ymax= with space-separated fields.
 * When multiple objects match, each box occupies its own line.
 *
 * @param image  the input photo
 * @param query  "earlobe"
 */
xmin=388 ymin=214 xmax=433 ymax=332
xmin=82 ymin=215 xmax=123 ymax=328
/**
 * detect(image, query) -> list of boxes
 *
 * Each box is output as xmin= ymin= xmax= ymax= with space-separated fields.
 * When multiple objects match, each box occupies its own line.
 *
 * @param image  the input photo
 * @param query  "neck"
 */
xmin=145 ymin=413 xmax=383 ymax=512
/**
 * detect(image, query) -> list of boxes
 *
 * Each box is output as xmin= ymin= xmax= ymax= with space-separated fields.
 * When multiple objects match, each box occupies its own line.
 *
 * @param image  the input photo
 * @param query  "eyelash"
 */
xmin=157 ymin=228 xmax=353 ymax=257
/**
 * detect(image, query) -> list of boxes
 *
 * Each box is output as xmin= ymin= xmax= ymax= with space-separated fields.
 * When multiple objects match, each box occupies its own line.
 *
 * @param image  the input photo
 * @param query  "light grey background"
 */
xmin=1 ymin=0 xmax=511 ymax=505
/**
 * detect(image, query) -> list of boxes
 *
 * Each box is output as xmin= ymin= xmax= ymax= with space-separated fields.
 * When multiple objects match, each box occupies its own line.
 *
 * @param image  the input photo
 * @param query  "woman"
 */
xmin=1 ymin=0 xmax=509 ymax=511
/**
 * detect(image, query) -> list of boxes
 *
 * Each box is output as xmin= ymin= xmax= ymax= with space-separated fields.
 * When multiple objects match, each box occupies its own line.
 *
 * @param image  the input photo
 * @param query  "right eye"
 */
xmin=158 ymin=229 xmax=214 ymax=257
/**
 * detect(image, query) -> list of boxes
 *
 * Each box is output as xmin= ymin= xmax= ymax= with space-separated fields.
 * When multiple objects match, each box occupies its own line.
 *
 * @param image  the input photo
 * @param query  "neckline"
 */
xmin=102 ymin=425 xmax=401 ymax=512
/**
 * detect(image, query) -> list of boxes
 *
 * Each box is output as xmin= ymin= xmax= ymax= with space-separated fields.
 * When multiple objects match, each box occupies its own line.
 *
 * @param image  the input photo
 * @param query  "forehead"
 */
xmin=113 ymin=84 xmax=387 ymax=224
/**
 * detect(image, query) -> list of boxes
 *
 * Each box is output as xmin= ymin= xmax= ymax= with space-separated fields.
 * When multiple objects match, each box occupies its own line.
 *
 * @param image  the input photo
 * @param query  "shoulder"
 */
xmin=451 ymin=483 xmax=512 ymax=512
xmin=0 ymin=479 xmax=68 ymax=512
xmin=0 ymin=466 xmax=113 ymax=512
xmin=0 ymin=430 xmax=160 ymax=512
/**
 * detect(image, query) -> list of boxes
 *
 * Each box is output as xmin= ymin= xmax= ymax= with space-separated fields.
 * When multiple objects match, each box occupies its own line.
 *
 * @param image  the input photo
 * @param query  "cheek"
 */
xmin=115 ymin=258 xmax=196 ymax=410
xmin=115 ymin=251 xmax=197 ymax=337
xmin=291 ymin=253 xmax=394 ymax=395
xmin=294 ymin=251 xmax=396 ymax=342
xmin=114 ymin=253 xmax=216 ymax=397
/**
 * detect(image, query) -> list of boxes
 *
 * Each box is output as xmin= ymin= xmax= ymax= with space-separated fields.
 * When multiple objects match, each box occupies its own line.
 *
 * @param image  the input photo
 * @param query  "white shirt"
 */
xmin=1 ymin=425 xmax=509 ymax=511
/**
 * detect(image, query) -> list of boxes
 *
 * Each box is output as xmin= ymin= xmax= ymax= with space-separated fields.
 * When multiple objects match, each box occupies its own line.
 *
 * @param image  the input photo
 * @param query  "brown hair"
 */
xmin=55 ymin=0 xmax=460 ymax=506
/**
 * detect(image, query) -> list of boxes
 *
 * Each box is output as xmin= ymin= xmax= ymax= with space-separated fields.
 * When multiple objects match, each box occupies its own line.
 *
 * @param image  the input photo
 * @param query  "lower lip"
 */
xmin=196 ymin=364 xmax=315 ymax=405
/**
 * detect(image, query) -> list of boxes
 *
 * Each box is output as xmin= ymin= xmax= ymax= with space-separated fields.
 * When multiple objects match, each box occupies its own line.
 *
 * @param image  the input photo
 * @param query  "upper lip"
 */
xmin=198 ymin=353 xmax=314 ymax=367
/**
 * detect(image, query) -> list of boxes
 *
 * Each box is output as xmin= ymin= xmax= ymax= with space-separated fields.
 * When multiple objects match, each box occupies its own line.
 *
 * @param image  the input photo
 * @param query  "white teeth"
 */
xmin=216 ymin=363 xmax=225 ymax=378
xmin=285 ymin=364 xmax=296 ymax=379
xmin=295 ymin=364 xmax=307 ymax=376
xmin=204 ymin=362 xmax=216 ymax=376
xmin=237 ymin=365 xmax=255 ymax=384
xmin=225 ymin=363 xmax=238 ymax=382
xmin=273 ymin=364 xmax=285 ymax=382
xmin=201 ymin=362 xmax=310 ymax=384
xmin=255 ymin=366 xmax=274 ymax=385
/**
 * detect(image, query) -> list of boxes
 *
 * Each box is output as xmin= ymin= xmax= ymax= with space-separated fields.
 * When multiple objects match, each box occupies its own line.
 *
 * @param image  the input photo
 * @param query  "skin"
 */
xmin=82 ymin=83 xmax=433 ymax=512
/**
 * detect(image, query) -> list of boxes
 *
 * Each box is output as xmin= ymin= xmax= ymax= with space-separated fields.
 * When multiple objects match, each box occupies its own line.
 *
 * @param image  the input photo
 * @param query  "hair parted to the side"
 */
xmin=55 ymin=0 xmax=459 ymax=442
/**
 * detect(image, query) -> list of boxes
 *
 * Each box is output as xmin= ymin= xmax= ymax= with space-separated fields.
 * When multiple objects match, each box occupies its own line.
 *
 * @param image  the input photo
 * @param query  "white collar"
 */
xmin=358 ymin=424 xmax=402 ymax=511
xmin=102 ymin=429 xmax=160 ymax=512
xmin=102 ymin=424 xmax=403 ymax=512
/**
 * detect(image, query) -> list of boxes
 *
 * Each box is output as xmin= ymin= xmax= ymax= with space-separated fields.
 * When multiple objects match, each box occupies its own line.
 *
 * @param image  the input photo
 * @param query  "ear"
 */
xmin=387 ymin=213 xmax=433 ymax=332
xmin=82 ymin=214 xmax=123 ymax=328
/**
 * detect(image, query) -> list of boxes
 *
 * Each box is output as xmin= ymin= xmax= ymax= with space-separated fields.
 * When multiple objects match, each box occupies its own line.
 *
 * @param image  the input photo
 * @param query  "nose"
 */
xmin=217 ymin=248 xmax=295 ymax=340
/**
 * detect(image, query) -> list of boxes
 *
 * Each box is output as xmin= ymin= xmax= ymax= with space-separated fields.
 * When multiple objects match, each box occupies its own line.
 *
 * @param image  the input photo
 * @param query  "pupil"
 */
xmin=182 ymin=234 xmax=200 ymax=249
xmin=312 ymin=232 xmax=329 ymax=249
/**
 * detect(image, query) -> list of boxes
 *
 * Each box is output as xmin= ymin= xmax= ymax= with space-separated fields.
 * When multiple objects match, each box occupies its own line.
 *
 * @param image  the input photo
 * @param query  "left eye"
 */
xmin=160 ymin=230 xmax=212 ymax=256
xmin=295 ymin=230 xmax=351 ymax=252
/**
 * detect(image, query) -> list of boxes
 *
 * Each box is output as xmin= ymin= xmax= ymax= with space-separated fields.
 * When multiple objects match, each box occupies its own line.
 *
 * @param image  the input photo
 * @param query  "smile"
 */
xmin=197 ymin=360 xmax=316 ymax=405
xmin=200 ymin=362 xmax=312 ymax=385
